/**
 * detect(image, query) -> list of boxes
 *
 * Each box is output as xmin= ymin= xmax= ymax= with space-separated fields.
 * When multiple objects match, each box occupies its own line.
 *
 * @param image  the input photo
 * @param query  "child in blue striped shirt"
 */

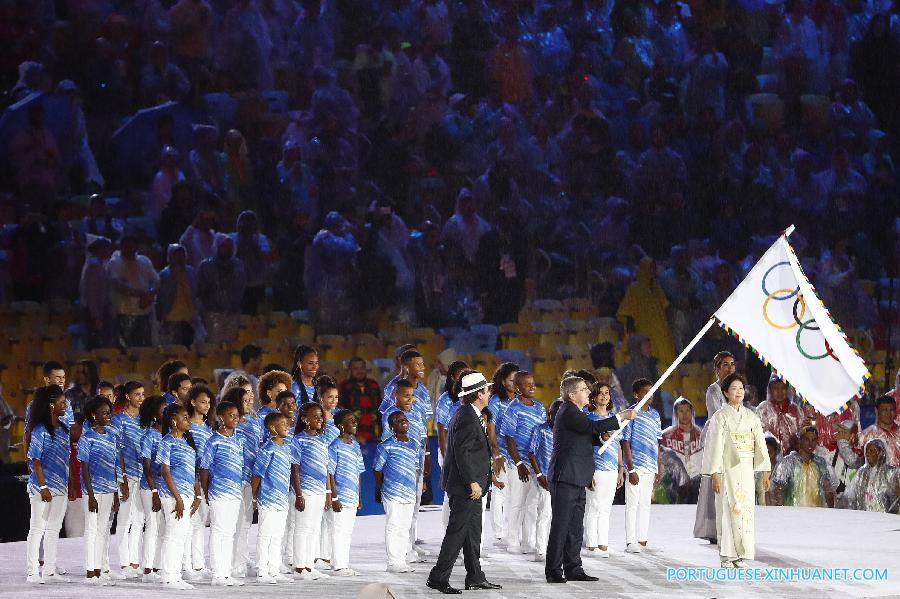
xmin=528 ymin=399 xmax=561 ymax=562
xmin=274 ymin=389 xmax=297 ymax=571
xmin=252 ymin=412 xmax=293 ymax=584
xmin=199 ymin=400 xmax=246 ymax=586
xmin=156 ymin=403 xmax=200 ymax=590
xmin=138 ymin=395 xmax=167 ymax=581
xmin=291 ymin=402 xmax=332 ymax=580
xmin=186 ymin=383 xmax=215 ymax=579
xmin=79 ymin=395 xmax=125 ymax=585
xmin=328 ymin=411 xmax=366 ymax=576
xmin=621 ymin=378 xmax=663 ymax=553
xmin=111 ymin=381 xmax=146 ymax=579
xmin=584 ymin=382 xmax=623 ymax=558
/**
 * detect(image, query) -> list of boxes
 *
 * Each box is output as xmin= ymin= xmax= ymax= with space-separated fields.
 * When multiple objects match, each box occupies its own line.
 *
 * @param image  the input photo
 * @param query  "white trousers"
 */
xmin=64 ymin=497 xmax=85 ymax=538
xmin=329 ymin=507 xmax=357 ymax=570
xmin=383 ymin=500 xmax=414 ymax=568
xmin=161 ymin=497 xmax=192 ymax=583
xmin=408 ymin=470 xmax=423 ymax=555
xmin=232 ymin=482 xmax=254 ymax=571
xmin=140 ymin=489 xmax=165 ymax=570
xmin=584 ymin=470 xmax=618 ymax=548
xmin=282 ymin=491 xmax=295 ymax=566
xmin=257 ymin=507 xmax=287 ymax=577
xmin=116 ymin=478 xmax=144 ymax=567
xmin=292 ymin=493 xmax=325 ymax=570
xmin=490 ymin=466 xmax=508 ymax=540
xmin=184 ymin=498 xmax=208 ymax=570
xmin=84 ymin=492 xmax=114 ymax=571
xmin=26 ymin=493 xmax=67 ymax=575
xmin=625 ymin=472 xmax=655 ymax=545
xmin=208 ymin=498 xmax=241 ymax=580
xmin=534 ymin=484 xmax=552 ymax=555
xmin=505 ymin=469 xmax=538 ymax=550
xmin=320 ymin=507 xmax=333 ymax=561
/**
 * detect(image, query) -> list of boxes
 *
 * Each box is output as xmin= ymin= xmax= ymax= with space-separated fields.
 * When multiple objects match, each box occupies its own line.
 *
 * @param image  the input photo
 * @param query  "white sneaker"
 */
xmin=413 ymin=545 xmax=430 ymax=556
xmin=42 ymin=573 xmax=72 ymax=584
xmin=386 ymin=564 xmax=409 ymax=573
xmin=294 ymin=570 xmax=312 ymax=580
xmin=506 ymin=544 xmax=522 ymax=554
xmin=597 ymin=549 xmax=610 ymax=558
xmin=211 ymin=577 xmax=232 ymax=586
xmin=520 ymin=545 xmax=535 ymax=554
xmin=274 ymin=573 xmax=293 ymax=583
xmin=121 ymin=566 xmax=142 ymax=579
xmin=106 ymin=570 xmax=126 ymax=580
xmin=406 ymin=551 xmax=427 ymax=563
xmin=331 ymin=568 xmax=358 ymax=577
xmin=227 ymin=576 xmax=245 ymax=586
xmin=55 ymin=566 xmax=68 ymax=575
xmin=182 ymin=569 xmax=201 ymax=582
xmin=493 ymin=537 xmax=507 ymax=547
xmin=721 ymin=560 xmax=735 ymax=569
xmin=164 ymin=579 xmax=195 ymax=590
xmin=626 ymin=543 xmax=642 ymax=554
xmin=279 ymin=564 xmax=293 ymax=574
xmin=142 ymin=571 xmax=163 ymax=583
xmin=480 ymin=558 xmax=491 ymax=566
xmin=84 ymin=577 xmax=109 ymax=586
xmin=257 ymin=575 xmax=277 ymax=584
xmin=534 ymin=553 xmax=545 ymax=563
xmin=26 ymin=574 xmax=44 ymax=584
xmin=309 ymin=568 xmax=330 ymax=580
xmin=98 ymin=572 xmax=117 ymax=586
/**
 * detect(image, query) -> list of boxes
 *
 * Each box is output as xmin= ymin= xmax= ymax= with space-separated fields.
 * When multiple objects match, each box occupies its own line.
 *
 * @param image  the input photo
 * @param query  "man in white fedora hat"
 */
xmin=427 ymin=372 xmax=502 ymax=594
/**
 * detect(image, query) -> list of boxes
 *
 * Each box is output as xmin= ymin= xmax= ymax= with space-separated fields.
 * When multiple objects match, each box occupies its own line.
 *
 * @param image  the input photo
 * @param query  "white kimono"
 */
xmin=701 ymin=403 xmax=771 ymax=561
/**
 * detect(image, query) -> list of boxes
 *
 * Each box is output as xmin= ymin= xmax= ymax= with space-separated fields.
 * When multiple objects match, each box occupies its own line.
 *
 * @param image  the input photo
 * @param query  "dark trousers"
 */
xmin=428 ymin=492 xmax=486 ymax=586
xmin=545 ymin=481 xmax=587 ymax=578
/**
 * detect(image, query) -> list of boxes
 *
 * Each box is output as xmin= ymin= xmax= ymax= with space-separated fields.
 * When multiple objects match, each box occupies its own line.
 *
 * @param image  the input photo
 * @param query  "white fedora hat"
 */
xmin=458 ymin=372 xmax=490 ymax=397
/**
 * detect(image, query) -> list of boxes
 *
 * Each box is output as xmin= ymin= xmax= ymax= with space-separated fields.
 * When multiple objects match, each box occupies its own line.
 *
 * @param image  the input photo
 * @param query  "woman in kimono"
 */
xmin=702 ymin=372 xmax=771 ymax=568
xmin=694 ymin=350 xmax=736 ymax=543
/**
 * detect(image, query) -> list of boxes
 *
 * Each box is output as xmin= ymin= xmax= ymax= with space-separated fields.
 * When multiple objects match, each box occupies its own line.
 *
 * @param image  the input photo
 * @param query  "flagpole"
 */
xmin=596 ymin=317 xmax=718 ymax=455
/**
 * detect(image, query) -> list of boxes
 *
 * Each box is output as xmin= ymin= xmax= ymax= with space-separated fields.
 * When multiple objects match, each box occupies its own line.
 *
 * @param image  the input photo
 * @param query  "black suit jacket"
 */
xmin=442 ymin=403 xmax=491 ymax=497
xmin=548 ymin=400 xmax=621 ymax=488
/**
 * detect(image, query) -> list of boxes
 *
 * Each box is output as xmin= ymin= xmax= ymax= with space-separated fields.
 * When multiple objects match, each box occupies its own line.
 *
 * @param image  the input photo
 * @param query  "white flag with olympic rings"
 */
xmin=714 ymin=229 xmax=870 ymax=415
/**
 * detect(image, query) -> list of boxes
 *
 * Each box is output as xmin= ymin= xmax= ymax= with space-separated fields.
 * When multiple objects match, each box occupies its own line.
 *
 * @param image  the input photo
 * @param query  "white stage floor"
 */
xmin=1 ymin=504 xmax=897 ymax=598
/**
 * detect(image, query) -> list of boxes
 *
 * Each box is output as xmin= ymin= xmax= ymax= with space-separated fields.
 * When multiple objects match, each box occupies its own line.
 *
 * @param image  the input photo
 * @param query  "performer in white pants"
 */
xmin=528 ymin=399 xmax=561 ymax=561
xmin=233 ymin=401 xmax=261 ymax=578
xmin=328 ymin=411 xmax=366 ymax=575
xmin=584 ymin=383 xmax=624 ymax=558
xmin=291 ymin=403 xmax=332 ymax=579
xmin=199 ymin=400 xmax=246 ymax=586
xmin=25 ymin=386 xmax=71 ymax=584
xmin=621 ymin=380 xmax=663 ymax=553
xmin=253 ymin=411 xmax=293 ymax=584
xmin=486 ymin=362 xmax=521 ymax=544
xmin=111 ymin=381 xmax=147 ymax=578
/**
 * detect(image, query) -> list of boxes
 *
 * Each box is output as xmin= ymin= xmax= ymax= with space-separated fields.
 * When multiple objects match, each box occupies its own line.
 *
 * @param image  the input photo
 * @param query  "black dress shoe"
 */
xmin=426 ymin=579 xmax=462 ymax=594
xmin=565 ymin=572 xmax=599 ymax=582
xmin=465 ymin=581 xmax=502 ymax=590
xmin=546 ymin=574 xmax=567 ymax=583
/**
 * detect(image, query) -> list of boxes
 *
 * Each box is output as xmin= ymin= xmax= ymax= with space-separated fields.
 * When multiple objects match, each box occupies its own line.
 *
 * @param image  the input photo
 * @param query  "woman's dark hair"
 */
xmin=452 ymin=369 xmax=477 ymax=403
xmin=443 ymin=361 xmax=469 ymax=397
xmin=290 ymin=344 xmax=318 ymax=383
xmin=139 ymin=395 xmax=167 ymax=428
xmin=167 ymin=371 xmax=192 ymax=393
xmin=83 ymin=394 xmax=114 ymax=426
xmin=491 ymin=362 xmax=521 ymax=401
xmin=295 ymin=402 xmax=324 ymax=435
xmin=28 ymin=385 xmax=65 ymax=434
xmin=275 ymin=390 xmax=296 ymax=407
xmin=721 ymin=372 xmax=748 ymax=396
xmin=157 ymin=359 xmax=187 ymax=392
xmin=216 ymin=400 xmax=238 ymax=417
xmin=114 ymin=380 xmax=144 ymax=412
xmin=713 ymin=351 xmax=735 ymax=368
xmin=588 ymin=381 xmax=612 ymax=412
xmin=162 ymin=403 xmax=197 ymax=451
xmin=222 ymin=386 xmax=250 ymax=416
xmin=334 ymin=409 xmax=354 ymax=428
xmin=316 ymin=374 xmax=338 ymax=397
xmin=77 ymin=359 xmax=100 ymax=394
xmin=186 ymin=383 xmax=216 ymax=424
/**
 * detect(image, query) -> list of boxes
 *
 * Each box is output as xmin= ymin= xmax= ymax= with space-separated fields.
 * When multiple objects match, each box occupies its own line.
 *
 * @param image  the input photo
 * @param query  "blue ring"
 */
xmin=762 ymin=261 xmax=800 ymax=300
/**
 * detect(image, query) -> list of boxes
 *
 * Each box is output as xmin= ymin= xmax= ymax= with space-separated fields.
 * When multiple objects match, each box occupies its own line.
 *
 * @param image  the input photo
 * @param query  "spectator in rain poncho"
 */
xmin=229 ymin=210 xmax=270 ymax=316
xmin=305 ymin=211 xmax=359 ymax=334
xmin=843 ymin=439 xmax=900 ymax=513
xmin=617 ymin=257 xmax=677 ymax=369
xmin=156 ymin=243 xmax=198 ymax=347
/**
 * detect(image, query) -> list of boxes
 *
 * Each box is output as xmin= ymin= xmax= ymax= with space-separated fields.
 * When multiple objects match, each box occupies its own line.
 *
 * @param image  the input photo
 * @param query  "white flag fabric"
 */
xmin=714 ymin=229 xmax=869 ymax=415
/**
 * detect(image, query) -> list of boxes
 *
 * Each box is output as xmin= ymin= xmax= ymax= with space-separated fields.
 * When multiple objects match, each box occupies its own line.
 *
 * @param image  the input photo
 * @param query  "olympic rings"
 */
xmin=762 ymin=261 xmax=800 ymax=300
xmin=763 ymin=290 xmax=805 ymax=330
xmin=795 ymin=319 xmax=839 ymax=361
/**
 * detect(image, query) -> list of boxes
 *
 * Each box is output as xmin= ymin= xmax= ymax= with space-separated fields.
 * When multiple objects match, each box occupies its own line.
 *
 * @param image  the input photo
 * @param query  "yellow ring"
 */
xmin=762 ymin=290 xmax=805 ymax=330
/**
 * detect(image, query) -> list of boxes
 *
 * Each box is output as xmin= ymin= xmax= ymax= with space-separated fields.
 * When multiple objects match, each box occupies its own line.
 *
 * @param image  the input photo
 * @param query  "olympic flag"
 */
xmin=714 ymin=227 xmax=869 ymax=415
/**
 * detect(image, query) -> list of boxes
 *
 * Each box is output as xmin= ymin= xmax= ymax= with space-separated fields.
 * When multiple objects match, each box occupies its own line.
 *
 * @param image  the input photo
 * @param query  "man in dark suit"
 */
xmin=545 ymin=376 xmax=636 ymax=583
xmin=427 ymin=372 xmax=502 ymax=594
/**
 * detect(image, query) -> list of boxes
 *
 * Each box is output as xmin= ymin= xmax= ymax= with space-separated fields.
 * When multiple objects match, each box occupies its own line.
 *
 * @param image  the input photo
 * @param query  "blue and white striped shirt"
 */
xmin=291 ymin=380 xmax=316 ymax=403
xmin=529 ymin=422 xmax=554 ymax=476
xmin=488 ymin=394 xmax=513 ymax=460
xmin=27 ymin=422 xmax=70 ymax=495
xmin=587 ymin=411 xmax=620 ymax=471
xmin=329 ymin=437 xmax=365 ymax=507
xmin=622 ymin=406 xmax=662 ymax=472
xmin=155 ymin=434 xmax=196 ymax=499
xmin=499 ymin=398 xmax=546 ymax=464
xmin=189 ymin=422 xmax=213 ymax=467
xmin=237 ymin=417 xmax=261 ymax=483
xmin=379 ymin=374 xmax=402 ymax=414
xmin=436 ymin=392 xmax=463 ymax=429
xmin=253 ymin=440 xmax=292 ymax=510
xmin=322 ymin=418 xmax=340 ymax=446
xmin=112 ymin=412 xmax=143 ymax=480
xmin=200 ymin=431 xmax=244 ymax=500
xmin=291 ymin=431 xmax=329 ymax=495
xmin=382 ymin=405 xmax=426 ymax=446
xmin=374 ymin=436 xmax=422 ymax=503
xmin=77 ymin=427 xmax=120 ymax=494
xmin=139 ymin=428 xmax=163 ymax=490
